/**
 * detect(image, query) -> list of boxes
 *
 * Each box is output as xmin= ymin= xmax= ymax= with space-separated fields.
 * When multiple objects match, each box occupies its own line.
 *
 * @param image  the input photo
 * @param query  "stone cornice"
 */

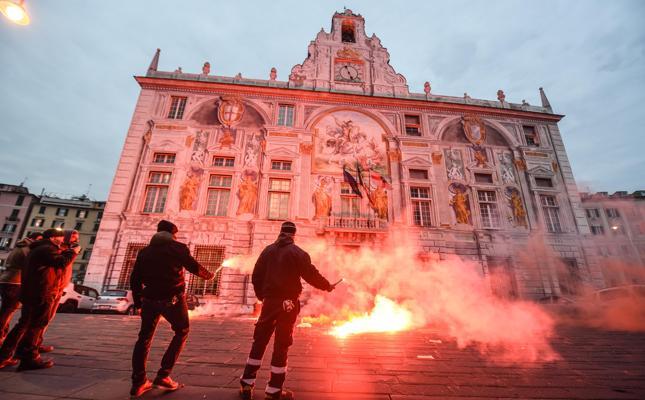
xmin=135 ymin=76 xmax=565 ymax=123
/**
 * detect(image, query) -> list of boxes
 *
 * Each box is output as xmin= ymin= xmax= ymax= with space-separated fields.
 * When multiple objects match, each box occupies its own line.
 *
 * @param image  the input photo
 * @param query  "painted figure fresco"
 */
xmin=312 ymin=176 xmax=332 ymax=219
xmin=313 ymin=111 xmax=388 ymax=178
xmin=243 ymin=134 xmax=262 ymax=169
xmin=506 ymin=187 xmax=527 ymax=227
xmin=444 ymin=149 xmax=465 ymax=181
xmin=499 ymin=152 xmax=516 ymax=184
xmin=370 ymin=184 xmax=388 ymax=219
xmin=190 ymin=130 xmax=209 ymax=166
xmin=449 ymin=183 xmax=470 ymax=224
xmin=237 ymin=173 xmax=258 ymax=215
xmin=179 ymin=170 xmax=201 ymax=211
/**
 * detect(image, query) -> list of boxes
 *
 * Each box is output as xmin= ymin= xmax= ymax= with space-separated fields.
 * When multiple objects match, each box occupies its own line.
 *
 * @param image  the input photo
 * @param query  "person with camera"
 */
xmin=0 ymin=228 xmax=80 ymax=371
xmin=239 ymin=221 xmax=336 ymax=400
xmin=0 ymin=232 xmax=43 ymax=345
xmin=129 ymin=220 xmax=215 ymax=398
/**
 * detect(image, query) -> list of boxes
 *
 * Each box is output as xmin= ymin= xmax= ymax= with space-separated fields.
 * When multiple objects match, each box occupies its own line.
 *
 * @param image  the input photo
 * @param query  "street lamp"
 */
xmin=0 ymin=0 xmax=30 ymax=25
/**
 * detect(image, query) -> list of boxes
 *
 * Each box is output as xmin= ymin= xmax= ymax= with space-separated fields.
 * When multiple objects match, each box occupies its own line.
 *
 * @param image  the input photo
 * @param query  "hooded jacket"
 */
xmin=252 ymin=233 xmax=332 ymax=301
xmin=130 ymin=231 xmax=214 ymax=303
xmin=20 ymin=239 xmax=77 ymax=303
xmin=0 ymin=238 xmax=33 ymax=284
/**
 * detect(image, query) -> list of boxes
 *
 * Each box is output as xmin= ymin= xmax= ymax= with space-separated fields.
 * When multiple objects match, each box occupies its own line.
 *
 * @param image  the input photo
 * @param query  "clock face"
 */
xmin=335 ymin=63 xmax=361 ymax=82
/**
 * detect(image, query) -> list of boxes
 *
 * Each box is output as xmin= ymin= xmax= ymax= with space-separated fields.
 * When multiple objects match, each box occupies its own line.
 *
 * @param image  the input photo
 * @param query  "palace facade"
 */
xmin=84 ymin=10 xmax=605 ymax=310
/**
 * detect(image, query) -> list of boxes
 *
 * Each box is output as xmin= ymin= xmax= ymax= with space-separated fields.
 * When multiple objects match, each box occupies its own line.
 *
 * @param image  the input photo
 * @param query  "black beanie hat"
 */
xmin=157 ymin=220 xmax=178 ymax=234
xmin=43 ymin=228 xmax=65 ymax=239
xmin=280 ymin=221 xmax=297 ymax=234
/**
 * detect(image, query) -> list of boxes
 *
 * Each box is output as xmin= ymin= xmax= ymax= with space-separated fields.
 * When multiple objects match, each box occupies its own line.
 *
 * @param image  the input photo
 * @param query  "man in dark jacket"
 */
xmin=240 ymin=221 xmax=335 ymax=400
xmin=0 ymin=228 xmax=79 ymax=370
xmin=129 ymin=220 xmax=215 ymax=398
xmin=0 ymin=232 xmax=42 ymax=344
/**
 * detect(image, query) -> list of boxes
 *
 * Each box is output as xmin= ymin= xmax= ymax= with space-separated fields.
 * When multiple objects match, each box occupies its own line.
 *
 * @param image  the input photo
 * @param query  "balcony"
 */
xmin=5 ymin=216 xmax=20 ymax=222
xmin=325 ymin=215 xmax=388 ymax=232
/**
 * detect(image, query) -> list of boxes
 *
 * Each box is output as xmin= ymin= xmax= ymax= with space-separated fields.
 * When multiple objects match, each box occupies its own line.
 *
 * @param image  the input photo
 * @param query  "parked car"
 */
xmin=92 ymin=289 xmax=136 ymax=315
xmin=58 ymin=283 xmax=99 ymax=313
xmin=594 ymin=284 xmax=645 ymax=303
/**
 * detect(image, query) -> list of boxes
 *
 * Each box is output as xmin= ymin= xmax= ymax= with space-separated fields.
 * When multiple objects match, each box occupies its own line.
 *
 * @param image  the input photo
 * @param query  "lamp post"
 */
xmin=0 ymin=0 xmax=30 ymax=25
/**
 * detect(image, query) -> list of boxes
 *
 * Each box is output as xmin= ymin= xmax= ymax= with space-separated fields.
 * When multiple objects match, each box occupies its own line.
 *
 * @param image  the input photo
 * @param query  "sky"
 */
xmin=0 ymin=0 xmax=643 ymax=200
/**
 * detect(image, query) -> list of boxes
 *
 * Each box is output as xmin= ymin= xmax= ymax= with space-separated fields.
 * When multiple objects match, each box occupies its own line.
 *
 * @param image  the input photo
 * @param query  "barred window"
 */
xmin=153 ymin=153 xmax=176 ymax=164
xmin=117 ymin=243 xmax=146 ymax=290
xmin=213 ymin=156 xmax=235 ymax=167
xmin=205 ymin=175 xmax=232 ymax=216
xmin=410 ymin=187 xmax=432 ymax=227
xmin=186 ymin=245 xmax=225 ymax=296
xmin=167 ymin=96 xmax=187 ymax=119
xmin=277 ymin=105 xmax=294 ymax=127
xmin=541 ymin=195 xmax=562 ymax=233
xmin=478 ymin=190 xmax=500 ymax=228
xmin=143 ymin=172 xmax=171 ymax=213
xmin=268 ymin=179 xmax=291 ymax=220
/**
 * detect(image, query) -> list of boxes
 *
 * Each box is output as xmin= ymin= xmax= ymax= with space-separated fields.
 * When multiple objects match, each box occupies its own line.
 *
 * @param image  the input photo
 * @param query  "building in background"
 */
xmin=581 ymin=191 xmax=645 ymax=286
xmin=85 ymin=9 xmax=608 ymax=311
xmin=23 ymin=195 xmax=105 ymax=283
xmin=0 ymin=184 xmax=37 ymax=267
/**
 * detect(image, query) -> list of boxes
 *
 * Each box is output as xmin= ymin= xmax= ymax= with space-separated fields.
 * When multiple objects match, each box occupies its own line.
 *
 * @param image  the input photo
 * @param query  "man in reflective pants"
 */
xmin=240 ymin=221 xmax=335 ymax=400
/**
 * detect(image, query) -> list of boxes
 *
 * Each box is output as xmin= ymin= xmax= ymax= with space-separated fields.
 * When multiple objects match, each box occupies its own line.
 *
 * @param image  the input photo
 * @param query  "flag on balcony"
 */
xmin=343 ymin=166 xmax=362 ymax=197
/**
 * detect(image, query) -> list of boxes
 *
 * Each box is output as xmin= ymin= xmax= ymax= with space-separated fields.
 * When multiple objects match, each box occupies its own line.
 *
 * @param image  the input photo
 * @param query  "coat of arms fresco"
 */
xmin=313 ymin=111 xmax=388 ymax=178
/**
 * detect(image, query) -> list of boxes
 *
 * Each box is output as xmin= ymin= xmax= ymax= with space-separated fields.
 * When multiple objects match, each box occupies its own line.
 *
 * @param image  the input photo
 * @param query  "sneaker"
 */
xmin=265 ymin=389 xmax=294 ymax=400
xmin=0 ymin=358 xmax=19 ymax=369
xmin=39 ymin=345 xmax=54 ymax=353
xmin=16 ymin=358 xmax=54 ymax=372
xmin=130 ymin=379 xmax=153 ymax=398
xmin=153 ymin=376 xmax=183 ymax=391
xmin=239 ymin=383 xmax=255 ymax=400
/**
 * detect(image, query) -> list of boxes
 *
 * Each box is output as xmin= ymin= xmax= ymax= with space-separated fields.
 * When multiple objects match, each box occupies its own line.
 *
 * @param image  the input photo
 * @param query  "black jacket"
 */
xmin=130 ymin=232 xmax=214 ymax=304
xmin=252 ymin=233 xmax=332 ymax=301
xmin=20 ymin=239 xmax=77 ymax=303
xmin=0 ymin=238 xmax=33 ymax=284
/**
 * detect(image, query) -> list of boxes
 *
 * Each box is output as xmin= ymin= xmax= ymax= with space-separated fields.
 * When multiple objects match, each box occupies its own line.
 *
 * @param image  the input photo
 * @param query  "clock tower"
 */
xmin=289 ymin=9 xmax=409 ymax=97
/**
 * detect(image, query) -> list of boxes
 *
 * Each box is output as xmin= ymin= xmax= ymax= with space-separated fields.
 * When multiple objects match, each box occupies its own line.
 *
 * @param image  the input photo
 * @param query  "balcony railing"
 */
xmin=325 ymin=215 xmax=388 ymax=231
xmin=5 ymin=216 xmax=20 ymax=222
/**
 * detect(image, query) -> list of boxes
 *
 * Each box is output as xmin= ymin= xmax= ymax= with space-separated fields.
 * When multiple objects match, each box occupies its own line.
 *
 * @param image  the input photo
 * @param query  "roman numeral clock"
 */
xmin=335 ymin=62 xmax=363 ymax=82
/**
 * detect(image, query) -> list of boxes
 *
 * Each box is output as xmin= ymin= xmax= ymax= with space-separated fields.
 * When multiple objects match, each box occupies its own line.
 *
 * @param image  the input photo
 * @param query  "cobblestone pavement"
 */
xmin=0 ymin=313 xmax=644 ymax=399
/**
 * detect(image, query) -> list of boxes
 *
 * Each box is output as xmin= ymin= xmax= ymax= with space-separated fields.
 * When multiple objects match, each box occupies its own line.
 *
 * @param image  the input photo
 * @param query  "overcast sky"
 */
xmin=1 ymin=0 xmax=643 ymax=199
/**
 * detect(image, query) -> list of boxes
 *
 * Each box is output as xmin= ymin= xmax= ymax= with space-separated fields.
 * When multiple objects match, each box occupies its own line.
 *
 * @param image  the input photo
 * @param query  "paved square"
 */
xmin=0 ymin=313 xmax=644 ymax=399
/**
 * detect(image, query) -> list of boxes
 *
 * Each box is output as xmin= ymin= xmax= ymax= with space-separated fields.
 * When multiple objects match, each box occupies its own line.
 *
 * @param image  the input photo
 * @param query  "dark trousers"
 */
xmin=0 ymin=283 xmax=21 ymax=342
xmin=242 ymin=297 xmax=299 ymax=392
xmin=131 ymin=295 xmax=189 ymax=384
xmin=0 ymin=295 xmax=57 ymax=361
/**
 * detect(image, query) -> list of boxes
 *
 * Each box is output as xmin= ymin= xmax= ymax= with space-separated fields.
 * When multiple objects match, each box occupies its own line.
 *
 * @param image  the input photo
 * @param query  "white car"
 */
xmin=92 ymin=289 xmax=136 ymax=315
xmin=58 ymin=283 xmax=99 ymax=313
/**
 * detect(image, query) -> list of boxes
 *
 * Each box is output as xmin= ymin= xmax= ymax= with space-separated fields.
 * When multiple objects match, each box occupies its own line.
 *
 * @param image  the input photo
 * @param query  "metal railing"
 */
xmin=326 ymin=214 xmax=388 ymax=231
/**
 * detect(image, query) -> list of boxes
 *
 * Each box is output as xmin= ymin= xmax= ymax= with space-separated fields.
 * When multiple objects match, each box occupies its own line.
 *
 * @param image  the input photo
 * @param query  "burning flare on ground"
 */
xmin=330 ymin=295 xmax=413 ymax=338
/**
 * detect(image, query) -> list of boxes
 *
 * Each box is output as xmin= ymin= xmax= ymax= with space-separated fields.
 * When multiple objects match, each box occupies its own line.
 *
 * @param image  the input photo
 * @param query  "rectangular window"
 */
xmin=0 ymin=237 xmax=12 ymax=249
xmin=535 ymin=177 xmax=553 ymax=188
xmin=340 ymin=184 xmax=361 ymax=217
xmin=74 ymin=222 xmax=83 ymax=231
xmin=611 ymin=225 xmax=625 ymax=235
xmin=153 ymin=153 xmax=176 ymax=164
xmin=541 ymin=195 xmax=562 ymax=233
xmin=9 ymin=209 xmax=19 ymax=220
xmin=116 ymin=243 xmax=146 ymax=290
xmin=31 ymin=218 xmax=44 ymax=227
xmin=212 ymin=156 xmax=235 ymax=167
xmin=410 ymin=187 xmax=432 ymax=227
xmin=277 ymin=105 xmax=295 ymax=127
xmin=605 ymin=208 xmax=620 ymax=218
xmin=409 ymin=169 xmax=428 ymax=180
xmin=38 ymin=206 xmax=46 ymax=214
xmin=15 ymin=195 xmax=25 ymax=206
xmin=82 ymin=249 xmax=92 ymax=261
xmin=143 ymin=172 xmax=171 ymax=213
xmin=89 ymin=236 xmax=96 ymax=245
xmin=76 ymin=210 xmax=88 ymax=218
xmin=167 ymin=96 xmax=187 ymax=119
xmin=268 ymin=179 xmax=291 ymax=220
xmin=51 ymin=220 xmax=64 ymax=229
xmin=93 ymin=222 xmax=100 ymax=232
xmin=591 ymin=225 xmax=605 ymax=235
xmin=56 ymin=208 xmax=69 ymax=217
xmin=271 ymin=160 xmax=292 ymax=171
xmin=523 ymin=126 xmax=539 ymax=146
xmin=488 ymin=257 xmax=518 ymax=299
xmin=2 ymin=224 xmax=17 ymax=233
xmin=404 ymin=115 xmax=421 ymax=136
xmin=474 ymin=173 xmax=494 ymax=184
xmin=205 ymin=175 xmax=232 ymax=216
xmin=478 ymin=191 xmax=500 ymax=228
xmin=586 ymin=208 xmax=600 ymax=218
xmin=97 ymin=211 xmax=103 ymax=220
xmin=187 ymin=245 xmax=225 ymax=296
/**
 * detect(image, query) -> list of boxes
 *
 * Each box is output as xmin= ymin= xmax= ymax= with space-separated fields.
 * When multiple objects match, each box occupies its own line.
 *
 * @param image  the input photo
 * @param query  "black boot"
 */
xmin=239 ymin=382 xmax=254 ymax=400
xmin=16 ymin=358 xmax=54 ymax=371
xmin=265 ymin=389 xmax=294 ymax=400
